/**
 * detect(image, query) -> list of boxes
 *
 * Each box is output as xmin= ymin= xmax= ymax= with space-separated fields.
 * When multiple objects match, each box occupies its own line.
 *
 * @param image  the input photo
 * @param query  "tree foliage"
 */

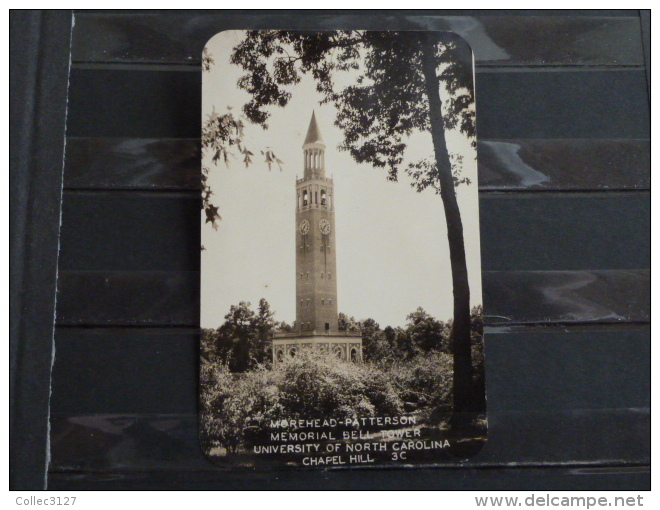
xmin=200 ymin=302 xmax=486 ymax=455
xmin=202 ymin=298 xmax=280 ymax=372
xmin=200 ymin=349 xmax=458 ymax=456
xmin=201 ymin=51 xmax=285 ymax=230
xmin=201 ymin=106 xmax=275 ymax=230
xmin=200 ymin=361 xmax=282 ymax=454
xmin=229 ymin=31 xmax=475 ymax=185
xmin=203 ymin=300 xmax=482 ymax=371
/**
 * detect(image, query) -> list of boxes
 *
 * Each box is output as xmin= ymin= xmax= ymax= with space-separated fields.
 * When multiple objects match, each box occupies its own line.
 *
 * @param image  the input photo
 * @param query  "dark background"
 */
xmin=10 ymin=10 xmax=650 ymax=490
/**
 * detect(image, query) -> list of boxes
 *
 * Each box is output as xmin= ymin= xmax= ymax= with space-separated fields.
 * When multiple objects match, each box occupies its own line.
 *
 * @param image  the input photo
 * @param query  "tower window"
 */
xmin=329 ymin=299 xmax=332 ymax=305
xmin=321 ymin=189 xmax=326 ymax=205
xmin=300 ymin=299 xmax=303 ymax=307
xmin=321 ymin=272 xmax=324 ymax=278
xmin=321 ymin=299 xmax=325 ymax=305
xmin=315 ymin=191 xmax=318 ymax=204
xmin=307 ymin=322 xmax=311 ymax=330
xmin=300 ymin=273 xmax=303 ymax=279
xmin=328 ymin=273 xmax=332 ymax=279
xmin=325 ymin=323 xmax=330 ymax=331
xmin=351 ymin=348 xmax=358 ymax=363
xmin=302 ymin=190 xmax=308 ymax=206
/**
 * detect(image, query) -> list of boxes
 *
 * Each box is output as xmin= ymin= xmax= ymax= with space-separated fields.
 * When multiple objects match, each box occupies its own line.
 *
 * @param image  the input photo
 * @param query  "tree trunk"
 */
xmin=420 ymin=33 xmax=476 ymax=430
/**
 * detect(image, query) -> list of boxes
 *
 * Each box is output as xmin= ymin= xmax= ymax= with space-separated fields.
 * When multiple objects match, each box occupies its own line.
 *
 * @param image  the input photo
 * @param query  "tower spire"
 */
xmin=303 ymin=111 xmax=326 ymax=178
xmin=303 ymin=111 xmax=325 ymax=147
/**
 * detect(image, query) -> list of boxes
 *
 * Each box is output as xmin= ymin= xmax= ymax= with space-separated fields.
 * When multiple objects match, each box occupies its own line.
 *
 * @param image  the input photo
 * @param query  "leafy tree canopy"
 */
xmin=230 ymin=30 xmax=475 ymax=188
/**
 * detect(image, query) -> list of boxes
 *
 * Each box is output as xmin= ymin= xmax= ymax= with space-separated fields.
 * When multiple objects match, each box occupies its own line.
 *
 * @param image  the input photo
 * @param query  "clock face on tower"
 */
xmin=299 ymin=219 xmax=310 ymax=235
xmin=319 ymin=219 xmax=331 ymax=235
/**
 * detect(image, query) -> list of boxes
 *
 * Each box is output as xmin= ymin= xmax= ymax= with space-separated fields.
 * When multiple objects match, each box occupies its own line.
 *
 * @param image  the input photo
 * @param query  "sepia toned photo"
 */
xmin=200 ymin=30 xmax=486 ymax=468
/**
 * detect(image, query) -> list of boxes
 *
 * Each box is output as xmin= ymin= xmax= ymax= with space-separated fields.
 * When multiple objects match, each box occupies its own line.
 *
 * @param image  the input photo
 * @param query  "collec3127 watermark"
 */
xmin=15 ymin=497 xmax=76 ymax=506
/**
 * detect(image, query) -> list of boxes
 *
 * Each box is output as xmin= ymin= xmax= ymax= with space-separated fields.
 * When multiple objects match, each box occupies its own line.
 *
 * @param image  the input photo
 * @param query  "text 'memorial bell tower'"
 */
xmin=272 ymin=112 xmax=362 ymax=364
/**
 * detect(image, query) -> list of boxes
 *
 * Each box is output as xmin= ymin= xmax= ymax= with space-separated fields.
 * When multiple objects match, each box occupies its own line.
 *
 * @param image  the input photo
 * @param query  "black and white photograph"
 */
xmin=200 ymin=29 xmax=485 ymax=468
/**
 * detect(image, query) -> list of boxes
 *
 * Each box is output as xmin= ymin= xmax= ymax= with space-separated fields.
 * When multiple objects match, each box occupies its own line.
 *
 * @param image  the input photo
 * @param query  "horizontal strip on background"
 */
xmin=49 ymin=326 xmax=650 ymax=414
xmin=56 ymin=271 xmax=200 ymax=326
xmin=48 ymin=326 xmax=649 ymax=464
xmin=479 ymin=192 xmax=649 ymax=271
xmin=483 ymin=269 xmax=649 ymax=324
xmin=70 ymin=13 xmax=644 ymax=67
xmin=46 ymin=465 xmax=650 ymax=490
xmin=63 ymin=138 xmax=650 ymax=192
xmin=51 ymin=328 xmax=200 ymax=415
xmin=55 ymin=270 xmax=649 ymax=327
xmin=49 ymin=409 xmax=649 ymax=472
xmin=65 ymin=69 xmax=650 ymax=139
xmin=57 ymin=192 xmax=650 ymax=272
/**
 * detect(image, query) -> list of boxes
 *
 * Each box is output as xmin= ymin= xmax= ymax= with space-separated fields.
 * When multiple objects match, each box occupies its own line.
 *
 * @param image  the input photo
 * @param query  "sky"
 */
xmin=200 ymin=30 xmax=482 ymax=329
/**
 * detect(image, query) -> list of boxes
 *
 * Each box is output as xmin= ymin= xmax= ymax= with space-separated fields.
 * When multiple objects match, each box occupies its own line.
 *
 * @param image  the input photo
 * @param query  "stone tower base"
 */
xmin=272 ymin=330 xmax=362 ymax=365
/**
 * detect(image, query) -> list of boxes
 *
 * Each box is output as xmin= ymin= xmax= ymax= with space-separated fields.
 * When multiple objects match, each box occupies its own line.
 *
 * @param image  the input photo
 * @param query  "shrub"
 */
xmin=276 ymin=350 xmax=403 ymax=420
xmin=388 ymin=351 xmax=453 ymax=408
xmin=200 ymin=361 xmax=282 ymax=453
xmin=201 ymin=350 xmax=455 ymax=454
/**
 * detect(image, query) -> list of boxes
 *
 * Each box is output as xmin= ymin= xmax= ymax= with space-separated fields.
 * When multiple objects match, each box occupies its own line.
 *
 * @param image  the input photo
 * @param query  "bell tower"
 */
xmin=295 ymin=112 xmax=338 ymax=333
xmin=272 ymin=112 xmax=362 ymax=364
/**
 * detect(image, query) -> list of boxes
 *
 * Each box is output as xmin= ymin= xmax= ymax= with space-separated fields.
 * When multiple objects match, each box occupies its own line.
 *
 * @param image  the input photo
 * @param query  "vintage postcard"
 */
xmin=200 ymin=30 xmax=485 ymax=468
